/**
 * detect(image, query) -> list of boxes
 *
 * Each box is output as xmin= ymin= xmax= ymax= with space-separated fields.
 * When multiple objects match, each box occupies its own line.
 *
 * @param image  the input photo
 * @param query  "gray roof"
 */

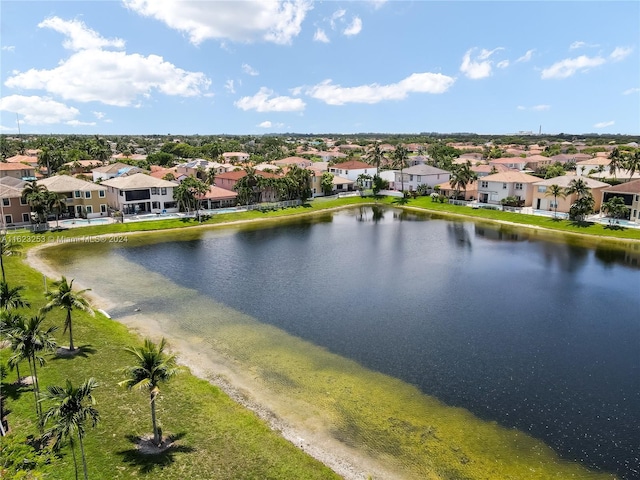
xmin=533 ymin=175 xmax=610 ymax=188
xmin=0 ymin=177 xmax=27 ymax=188
xmin=403 ymin=165 xmax=451 ymax=175
xmin=38 ymin=175 xmax=104 ymax=192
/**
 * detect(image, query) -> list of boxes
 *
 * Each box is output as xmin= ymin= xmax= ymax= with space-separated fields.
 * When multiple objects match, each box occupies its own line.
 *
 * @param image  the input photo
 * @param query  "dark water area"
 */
xmin=115 ymin=207 xmax=640 ymax=479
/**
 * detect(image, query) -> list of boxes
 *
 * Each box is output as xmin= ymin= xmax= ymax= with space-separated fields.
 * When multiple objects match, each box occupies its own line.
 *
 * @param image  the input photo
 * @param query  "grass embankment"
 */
xmin=2 ymin=196 xmax=632 ymax=479
xmin=0 ymin=255 xmax=340 ymax=479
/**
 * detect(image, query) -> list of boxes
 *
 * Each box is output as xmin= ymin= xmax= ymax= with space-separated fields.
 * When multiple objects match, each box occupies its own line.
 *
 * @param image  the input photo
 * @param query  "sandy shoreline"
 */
xmin=27 ymin=242 xmax=405 ymax=480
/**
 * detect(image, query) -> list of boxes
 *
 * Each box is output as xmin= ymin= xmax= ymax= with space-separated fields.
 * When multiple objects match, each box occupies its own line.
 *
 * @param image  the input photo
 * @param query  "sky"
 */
xmin=0 ymin=1 xmax=638 ymax=136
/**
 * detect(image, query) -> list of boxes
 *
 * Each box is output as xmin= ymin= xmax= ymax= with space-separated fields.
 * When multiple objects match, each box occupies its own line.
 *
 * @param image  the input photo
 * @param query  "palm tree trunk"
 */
xmin=70 ymin=438 xmax=79 ymax=480
xmin=150 ymin=395 xmax=160 ymax=445
xmin=27 ymin=358 xmax=41 ymax=426
xmin=67 ymin=310 xmax=74 ymax=351
xmin=79 ymin=434 xmax=89 ymax=480
xmin=0 ymin=254 xmax=5 ymax=283
xmin=31 ymin=356 xmax=42 ymax=422
xmin=14 ymin=362 xmax=21 ymax=384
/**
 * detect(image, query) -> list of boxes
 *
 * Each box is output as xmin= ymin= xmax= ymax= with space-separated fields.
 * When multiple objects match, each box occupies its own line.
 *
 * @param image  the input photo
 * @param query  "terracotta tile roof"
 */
xmin=576 ymin=158 xmax=610 ymax=166
xmin=5 ymin=155 xmax=37 ymax=164
xmin=481 ymin=171 xmax=540 ymax=183
xmin=329 ymin=160 xmax=370 ymax=170
xmin=197 ymin=185 xmax=238 ymax=200
xmin=0 ymin=162 xmax=34 ymax=171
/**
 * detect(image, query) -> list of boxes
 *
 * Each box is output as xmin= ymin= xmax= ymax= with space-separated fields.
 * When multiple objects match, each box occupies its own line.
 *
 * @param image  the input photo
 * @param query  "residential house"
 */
xmin=576 ymin=157 xmax=610 ymax=176
xmin=390 ymin=164 xmax=451 ymax=192
xmin=176 ymin=159 xmax=227 ymax=178
xmin=328 ymin=160 xmax=376 ymax=188
xmin=63 ymin=160 xmax=103 ymax=174
xmin=601 ymin=179 xmax=640 ymax=224
xmin=476 ymin=171 xmax=540 ymax=206
xmin=488 ymin=157 xmax=528 ymax=171
xmin=92 ymin=162 xmax=148 ymax=182
xmin=38 ymin=175 xmax=108 ymax=218
xmin=221 ymin=152 xmax=250 ymax=163
xmin=196 ymin=185 xmax=238 ymax=209
xmin=471 ymin=163 xmax=512 ymax=177
xmin=436 ymin=180 xmax=478 ymax=200
xmin=272 ymin=156 xmax=313 ymax=168
xmin=532 ymin=175 xmax=609 ymax=213
xmin=5 ymin=155 xmax=39 ymax=169
xmin=317 ymin=151 xmax=347 ymax=162
xmin=149 ymin=166 xmax=180 ymax=181
xmin=0 ymin=179 xmax=30 ymax=227
xmin=101 ymin=173 xmax=177 ymax=215
xmin=215 ymin=170 xmax=280 ymax=202
xmin=524 ymin=154 xmax=554 ymax=171
xmin=0 ymin=162 xmax=36 ymax=181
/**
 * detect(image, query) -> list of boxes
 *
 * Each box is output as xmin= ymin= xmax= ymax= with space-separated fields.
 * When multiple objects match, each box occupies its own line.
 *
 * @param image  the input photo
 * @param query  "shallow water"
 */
xmin=46 ymin=207 xmax=640 ymax=479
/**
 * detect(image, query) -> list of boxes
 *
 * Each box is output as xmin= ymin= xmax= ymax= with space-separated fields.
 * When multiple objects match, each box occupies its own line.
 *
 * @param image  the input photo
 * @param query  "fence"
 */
xmin=244 ymin=199 xmax=302 ymax=211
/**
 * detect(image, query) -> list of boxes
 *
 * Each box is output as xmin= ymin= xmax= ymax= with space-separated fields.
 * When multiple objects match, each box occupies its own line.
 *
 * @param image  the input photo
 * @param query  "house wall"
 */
xmin=478 ymin=181 xmax=535 ymax=206
xmin=105 ymin=186 xmax=177 ymax=214
xmin=1 ymin=195 xmax=31 ymax=225
xmin=394 ymin=172 xmax=451 ymax=191
xmin=328 ymin=166 xmax=376 ymax=182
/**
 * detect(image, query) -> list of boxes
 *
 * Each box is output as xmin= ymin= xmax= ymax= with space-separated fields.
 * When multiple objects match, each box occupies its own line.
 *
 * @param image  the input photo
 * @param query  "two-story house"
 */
xmin=532 ymin=175 xmax=610 ymax=213
xmin=328 ymin=160 xmax=376 ymax=189
xmin=38 ymin=175 xmax=108 ymax=218
xmin=102 ymin=173 xmax=178 ymax=215
xmin=0 ymin=178 xmax=30 ymax=227
xmin=476 ymin=171 xmax=540 ymax=206
xmin=390 ymin=164 xmax=451 ymax=192
xmin=601 ymin=179 xmax=640 ymax=224
xmin=0 ymin=162 xmax=36 ymax=181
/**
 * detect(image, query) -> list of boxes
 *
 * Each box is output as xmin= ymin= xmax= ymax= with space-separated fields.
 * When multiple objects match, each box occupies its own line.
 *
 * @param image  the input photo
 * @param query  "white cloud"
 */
xmin=532 ymin=104 xmax=551 ymax=111
xmin=369 ymin=0 xmax=387 ymax=9
xmin=225 ymin=79 xmax=236 ymax=93
xmin=460 ymin=48 xmax=504 ymax=79
xmin=259 ymin=121 xmax=273 ymax=128
xmin=92 ymin=111 xmax=105 ymax=119
xmin=331 ymin=9 xmax=346 ymax=29
xmin=235 ymin=87 xmax=305 ymax=112
xmin=610 ymin=46 xmax=632 ymax=62
xmin=306 ymin=72 xmax=455 ymax=105
xmin=516 ymin=49 xmax=534 ymax=63
xmin=242 ymin=63 xmax=259 ymax=76
xmin=123 ymin=0 xmax=312 ymax=45
xmin=39 ymin=17 xmax=125 ymax=51
xmin=569 ymin=41 xmax=586 ymax=50
xmin=343 ymin=17 xmax=362 ymax=36
xmin=5 ymin=49 xmax=211 ymax=106
xmin=517 ymin=105 xmax=526 ymax=111
xmin=497 ymin=60 xmax=509 ymax=69
xmin=541 ymin=55 xmax=606 ymax=79
xmin=314 ymin=28 xmax=329 ymax=43
xmin=623 ymin=87 xmax=640 ymax=95
xmin=594 ymin=120 xmax=614 ymax=128
xmin=1 ymin=45 xmax=15 ymax=53
xmin=0 ymin=95 xmax=81 ymax=125
xmin=66 ymin=120 xmax=97 ymax=126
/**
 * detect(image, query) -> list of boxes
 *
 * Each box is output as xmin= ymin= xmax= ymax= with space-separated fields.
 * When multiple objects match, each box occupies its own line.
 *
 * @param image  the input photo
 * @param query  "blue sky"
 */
xmin=1 ymin=1 xmax=638 ymax=136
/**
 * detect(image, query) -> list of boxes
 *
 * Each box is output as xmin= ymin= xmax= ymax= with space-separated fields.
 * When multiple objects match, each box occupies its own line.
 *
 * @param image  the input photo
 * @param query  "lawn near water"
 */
xmin=1 ymin=196 xmax=634 ymax=479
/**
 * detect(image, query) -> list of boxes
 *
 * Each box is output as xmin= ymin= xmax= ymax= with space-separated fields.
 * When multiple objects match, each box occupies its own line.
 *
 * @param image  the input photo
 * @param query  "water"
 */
xmin=50 ymin=207 xmax=640 ymax=478
xmin=59 ymin=218 xmax=109 ymax=226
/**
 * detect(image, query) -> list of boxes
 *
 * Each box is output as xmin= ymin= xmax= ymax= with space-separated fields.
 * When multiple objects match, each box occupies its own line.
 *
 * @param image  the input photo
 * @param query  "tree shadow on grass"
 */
xmin=392 ymin=197 xmax=409 ymax=206
xmin=568 ymin=220 xmax=595 ymax=228
xmin=117 ymin=432 xmax=193 ymax=474
xmin=51 ymin=344 xmax=97 ymax=361
xmin=603 ymin=224 xmax=627 ymax=231
xmin=1 ymin=380 xmax=29 ymax=401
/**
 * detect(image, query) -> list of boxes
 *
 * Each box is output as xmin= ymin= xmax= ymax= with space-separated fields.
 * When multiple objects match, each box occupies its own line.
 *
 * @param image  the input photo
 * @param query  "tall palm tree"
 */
xmin=119 ymin=338 xmax=179 ymax=446
xmin=1 ymin=310 xmax=25 ymax=382
xmin=47 ymin=192 xmax=67 ymax=229
xmin=566 ymin=178 xmax=590 ymax=199
xmin=608 ymin=147 xmax=623 ymax=180
xmin=0 ymin=281 xmax=30 ymax=311
xmin=41 ymin=277 xmax=94 ymax=352
xmin=364 ymin=142 xmax=385 ymax=173
xmin=22 ymin=181 xmax=50 ymax=225
xmin=42 ymin=378 xmax=99 ymax=480
xmin=8 ymin=315 xmax=57 ymax=427
xmin=392 ymin=145 xmax=409 ymax=192
xmin=545 ymin=184 xmax=566 ymax=218
xmin=0 ymin=234 xmax=22 ymax=282
xmin=449 ymin=161 xmax=477 ymax=199
xmin=624 ymin=150 xmax=640 ymax=179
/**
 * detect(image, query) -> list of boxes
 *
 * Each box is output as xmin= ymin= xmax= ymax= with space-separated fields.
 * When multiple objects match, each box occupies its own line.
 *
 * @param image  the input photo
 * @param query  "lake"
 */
xmin=46 ymin=206 xmax=640 ymax=479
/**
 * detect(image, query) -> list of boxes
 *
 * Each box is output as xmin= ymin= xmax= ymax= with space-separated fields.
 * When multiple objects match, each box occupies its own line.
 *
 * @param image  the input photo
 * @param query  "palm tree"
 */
xmin=0 ymin=281 xmax=30 ymax=311
xmin=7 ymin=315 xmax=57 ymax=428
xmin=22 ymin=181 xmax=50 ymax=226
xmin=47 ymin=192 xmax=67 ymax=229
xmin=41 ymin=277 xmax=94 ymax=352
xmin=392 ymin=145 xmax=409 ymax=192
xmin=42 ymin=378 xmax=99 ymax=480
xmin=566 ymin=178 xmax=590 ymax=199
xmin=624 ymin=150 xmax=640 ymax=179
xmin=545 ymin=184 xmax=566 ymax=218
xmin=602 ymin=196 xmax=630 ymax=224
xmin=1 ymin=310 xmax=25 ymax=382
xmin=449 ymin=161 xmax=477 ymax=199
xmin=364 ymin=142 xmax=385 ymax=173
xmin=0 ymin=234 xmax=22 ymax=282
xmin=119 ymin=338 xmax=179 ymax=446
xmin=608 ymin=148 xmax=623 ymax=180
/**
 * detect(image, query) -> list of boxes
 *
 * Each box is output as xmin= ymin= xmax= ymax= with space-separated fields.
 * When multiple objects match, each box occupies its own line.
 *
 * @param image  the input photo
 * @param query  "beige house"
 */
xmin=601 ymin=179 xmax=640 ymax=224
xmin=0 ymin=162 xmax=36 ymax=180
xmin=532 ymin=175 xmax=610 ymax=213
xmin=102 ymin=173 xmax=177 ymax=215
xmin=38 ymin=175 xmax=108 ymax=218
xmin=222 ymin=152 xmax=250 ymax=163
xmin=477 ymin=171 xmax=540 ymax=206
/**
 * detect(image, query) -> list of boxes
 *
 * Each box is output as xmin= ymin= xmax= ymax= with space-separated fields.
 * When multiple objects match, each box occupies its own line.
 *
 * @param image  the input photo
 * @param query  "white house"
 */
xmin=92 ymin=162 xmax=147 ymax=182
xmin=328 ymin=160 xmax=376 ymax=187
xmin=101 ymin=173 xmax=178 ymax=215
xmin=391 ymin=165 xmax=451 ymax=191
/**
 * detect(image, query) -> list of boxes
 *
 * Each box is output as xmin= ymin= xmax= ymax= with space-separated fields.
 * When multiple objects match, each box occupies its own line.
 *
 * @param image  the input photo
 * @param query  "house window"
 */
xmin=84 ymin=191 xmax=91 ymax=199
xmin=481 ymin=181 xmax=488 ymax=188
xmin=152 ymin=201 xmax=160 ymax=209
xmin=22 ymin=213 xmax=30 ymax=222
xmin=99 ymin=190 xmax=106 ymax=198
xmin=151 ymin=187 xmax=158 ymax=195
xmin=119 ymin=191 xmax=123 ymax=196
xmin=409 ymin=175 xmax=414 ymax=181
xmin=100 ymin=204 xmax=107 ymax=213
xmin=550 ymin=201 xmax=558 ymax=208
xmin=503 ymin=183 xmax=507 ymax=189
xmin=2 ymin=198 xmax=9 ymax=207
xmin=515 ymin=183 xmax=523 ymax=190
xmin=85 ymin=205 xmax=93 ymax=214
xmin=161 ymin=188 xmax=167 ymax=195
xmin=538 ymin=186 xmax=547 ymax=193
xmin=20 ymin=196 xmax=28 ymax=205
xmin=74 ymin=190 xmax=81 ymax=198
xmin=4 ymin=215 xmax=12 ymax=224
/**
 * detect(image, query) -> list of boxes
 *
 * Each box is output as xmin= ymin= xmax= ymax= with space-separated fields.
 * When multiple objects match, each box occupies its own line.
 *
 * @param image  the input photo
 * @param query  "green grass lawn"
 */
xmin=1 ymin=196 xmax=632 ymax=479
